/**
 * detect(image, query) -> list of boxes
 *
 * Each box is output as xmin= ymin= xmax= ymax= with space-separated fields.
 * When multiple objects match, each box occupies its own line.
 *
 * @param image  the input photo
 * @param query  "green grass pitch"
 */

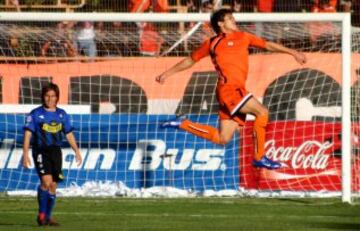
xmin=0 ymin=197 xmax=359 ymax=231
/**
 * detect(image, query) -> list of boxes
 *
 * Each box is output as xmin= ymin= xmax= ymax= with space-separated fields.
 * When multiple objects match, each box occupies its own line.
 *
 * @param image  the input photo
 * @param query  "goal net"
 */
xmin=0 ymin=12 xmax=357 ymax=201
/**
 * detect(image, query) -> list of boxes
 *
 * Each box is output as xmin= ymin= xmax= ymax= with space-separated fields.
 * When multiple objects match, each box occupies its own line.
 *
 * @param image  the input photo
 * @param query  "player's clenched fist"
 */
xmin=293 ymin=51 xmax=307 ymax=65
xmin=156 ymin=74 xmax=166 ymax=84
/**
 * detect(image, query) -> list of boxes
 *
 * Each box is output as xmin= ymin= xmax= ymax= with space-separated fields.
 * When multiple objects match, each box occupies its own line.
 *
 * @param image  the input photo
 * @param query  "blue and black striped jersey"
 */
xmin=24 ymin=106 xmax=73 ymax=149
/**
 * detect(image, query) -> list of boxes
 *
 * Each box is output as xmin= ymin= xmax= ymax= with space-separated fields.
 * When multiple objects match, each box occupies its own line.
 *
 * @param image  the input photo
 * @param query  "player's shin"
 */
xmin=46 ymin=192 xmax=56 ymax=220
xmin=179 ymin=119 xmax=221 ymax=144
xmin=253 ymin=113 xmax=268 ymax=161
xmin=37 ymin=185 xmax=49 ymax=220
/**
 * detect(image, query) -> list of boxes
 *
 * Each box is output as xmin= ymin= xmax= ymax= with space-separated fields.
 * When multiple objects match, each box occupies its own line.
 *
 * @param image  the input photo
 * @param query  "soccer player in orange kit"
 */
xmin=156 ymin=9 xmax=307 ymax=169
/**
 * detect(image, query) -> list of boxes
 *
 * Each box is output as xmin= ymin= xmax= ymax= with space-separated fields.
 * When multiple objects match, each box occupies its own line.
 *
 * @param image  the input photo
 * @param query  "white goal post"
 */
xmin=0 ymin=12 xmax=353 ymax=202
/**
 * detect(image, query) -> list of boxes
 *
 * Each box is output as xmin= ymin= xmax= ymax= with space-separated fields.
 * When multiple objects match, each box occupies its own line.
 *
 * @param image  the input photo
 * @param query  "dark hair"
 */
xmin=41 ymin=82 xmax=60 ymax=105
xmin=201 ymin=0 xmax=212 ymax=8
xmin=319 ymin=0 xmax=330 ymax=5
xmin=210 ymin=8 xmax=233 ymax=34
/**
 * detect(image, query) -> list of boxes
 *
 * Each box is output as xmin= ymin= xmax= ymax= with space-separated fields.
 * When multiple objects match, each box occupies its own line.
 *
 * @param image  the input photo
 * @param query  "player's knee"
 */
xmin=49 ymin=182 xmax=57 ymax=193
xmin=255 ymin=109 xmax=269 ymax=128
xmin=41 ymin=182 xmax=51 ymax=191
xmin=258 ymin=107 xmax=269 ymax=118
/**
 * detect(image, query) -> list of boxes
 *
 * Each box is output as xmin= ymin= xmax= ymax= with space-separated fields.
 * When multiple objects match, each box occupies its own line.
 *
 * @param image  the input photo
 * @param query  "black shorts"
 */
xmin=32 ymin=146 xmax=64 ymax=182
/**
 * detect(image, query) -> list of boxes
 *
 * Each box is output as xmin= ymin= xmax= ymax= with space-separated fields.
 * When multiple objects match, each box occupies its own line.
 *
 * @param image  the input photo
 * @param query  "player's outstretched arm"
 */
xmin=155 ymin=57 xmax=196 ymax=84
xmin=22 ymin=130 xmax=32 ymax=168
xmin=265 ymin=41 xmax=307 ymax=65
xmin=66 ymin=132 xmax=82 ymax=166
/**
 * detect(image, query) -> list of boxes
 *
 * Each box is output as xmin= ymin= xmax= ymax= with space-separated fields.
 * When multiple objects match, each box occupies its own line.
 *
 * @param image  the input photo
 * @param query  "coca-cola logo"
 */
xmin=265 ymin=140 xmax=334 ymax=170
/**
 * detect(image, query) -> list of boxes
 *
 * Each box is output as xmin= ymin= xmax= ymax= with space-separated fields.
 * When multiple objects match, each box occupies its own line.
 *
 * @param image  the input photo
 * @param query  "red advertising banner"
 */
xmin=240 ymin=121 xmax=360 ymax=191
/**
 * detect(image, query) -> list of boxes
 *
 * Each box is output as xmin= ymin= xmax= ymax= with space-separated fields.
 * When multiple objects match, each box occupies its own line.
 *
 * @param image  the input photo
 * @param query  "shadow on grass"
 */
xmin=0 ymin=223 xmax=37 ymax=227
xmin=310 ymin=222 xmax=360 ymax=230
xmin=275 ymin=198 xmax=324 ymax=204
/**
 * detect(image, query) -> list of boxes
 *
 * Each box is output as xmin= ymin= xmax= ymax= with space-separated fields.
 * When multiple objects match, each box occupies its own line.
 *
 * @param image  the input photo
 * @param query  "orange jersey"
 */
xmin=191 ymin=31 xmax=266 ymax=88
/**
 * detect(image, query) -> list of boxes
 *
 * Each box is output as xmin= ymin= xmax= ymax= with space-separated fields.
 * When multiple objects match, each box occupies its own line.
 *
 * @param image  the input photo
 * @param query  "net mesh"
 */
xmin=0 ymin=20 xmax=344 ymax=60
xmin=0 ymin=18 xmax=358 ymax=199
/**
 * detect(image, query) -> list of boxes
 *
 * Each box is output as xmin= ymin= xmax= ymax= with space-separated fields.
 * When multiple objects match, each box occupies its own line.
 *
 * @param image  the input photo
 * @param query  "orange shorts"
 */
xmin=216 ymin=85 xmax=253 ymax=126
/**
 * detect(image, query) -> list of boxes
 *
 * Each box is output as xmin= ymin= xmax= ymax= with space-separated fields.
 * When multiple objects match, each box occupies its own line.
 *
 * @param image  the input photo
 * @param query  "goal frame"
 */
xmin=0 ymin=12 xmax=352 ymax=203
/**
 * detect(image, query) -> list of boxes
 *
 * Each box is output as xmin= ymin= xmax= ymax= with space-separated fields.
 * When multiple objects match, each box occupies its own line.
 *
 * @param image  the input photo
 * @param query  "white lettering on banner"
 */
xmin=295 ymin=98 xmax=341 ymax=121
xmin=129 ymin=139 xmax=165 ymax=170
xmin=84 ymin=149 xmax=116 ymax=170
xmin=0 ymin=139 xmax=15 ymax=168
xmin=1 ymin=139 xmax=36 ymax=168
xmin=7 ymin=148 xmax=31 ymax=169
xmin=192 ymin=149 xmax=224 ymax=170
xmin=0 ymin=139 xmax=115 ymax=170
xmin=0 ymin=139 xmax=224 ymax=171
xmin=265 ymin=140 xmax=333 ymax=170
xmin=62 ymin=148 xmax=86 ymax=169
xmin=129 ymin=139 xmax=225 ymax=171
xmin=164 ymin=149 xmax=193 ymax=170
xmin=62 ymin=148 xmax=115 ymax=170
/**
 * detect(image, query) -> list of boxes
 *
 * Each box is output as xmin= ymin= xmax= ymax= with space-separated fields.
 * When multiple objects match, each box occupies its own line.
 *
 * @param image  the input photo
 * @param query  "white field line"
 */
xmin=0 ymin=197 xmax=350 ymax=206
xmin=0 ymin=210 xmax=349 ymax=219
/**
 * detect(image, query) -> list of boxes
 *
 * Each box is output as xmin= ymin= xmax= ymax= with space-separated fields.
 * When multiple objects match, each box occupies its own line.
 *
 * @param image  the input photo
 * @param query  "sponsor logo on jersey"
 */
xmin=42 ymin=122 xmax=62 ymax=133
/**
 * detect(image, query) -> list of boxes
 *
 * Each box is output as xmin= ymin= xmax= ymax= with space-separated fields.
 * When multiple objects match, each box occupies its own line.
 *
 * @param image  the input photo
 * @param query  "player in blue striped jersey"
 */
xmin=22 ymin=83 xmax=82 ymax=226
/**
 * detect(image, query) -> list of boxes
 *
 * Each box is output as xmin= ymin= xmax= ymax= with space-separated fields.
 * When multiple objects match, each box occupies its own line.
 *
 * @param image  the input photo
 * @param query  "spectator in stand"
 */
xmin=113 ymin=22 xmax=123 ymax=30
xmin=273 ymin=0 xmax=304 ymax=12
xmin=256 ymin=0 xmax=273 ymax=13
xmin=232 ymin=0 xmax=242 ymax=12
xmin=231 ymin=0 xmax=256 ymax=12
xmin=339 ymin=0 xmax=351 ymax=12
xmin=129 ymin=1 xmax=168 ymax=56
xmin=311 ymin=0 xmax=337 ymax=12
xmin=255 ymin=0 xmax=274 ymax=40
xmin=9 ymin=0 xmax=20 ymax=12
xmin=0 ymin=35 xmax=19 ymax=57
xmin=74 ymin=21 xmax=97 ymax=59
xmin=201 ymin=0 xmax=214 ymax=11
xmin=188 ymin=0 xmax=223 ymax=42
xmin=128 ymin=0 xmax=169 ymax=13
xmin=95 ymin=22 xmax=105 ymax=34
xmin=352 ymin=0 xmax=360 ymax=27
xmin=330 ymin=0 xmax=338 ymax=9
xmin=111 ymin=22 xmax=134 ymax=56
xmin=41 ymin=22 xmax=77 ymax=58
xmin=186 ymin=0 xmax=198 ymax=12
xmin=271 ymin=0 xmax=309 ymax=45
xmin=139 ymin=23 xmax=164 ymax=56
xmin=199 ymin=0 xmax=216 ymax=40
xmin=234 ymin=0 xmax=255 ymax=12
xmin=308 ymin=0 xmax=337 ymax=50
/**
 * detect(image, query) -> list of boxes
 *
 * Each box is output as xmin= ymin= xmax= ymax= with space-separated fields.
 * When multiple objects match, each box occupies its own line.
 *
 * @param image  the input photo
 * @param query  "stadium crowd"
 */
xmin=0 ymin=0 xmax=358 ymax=60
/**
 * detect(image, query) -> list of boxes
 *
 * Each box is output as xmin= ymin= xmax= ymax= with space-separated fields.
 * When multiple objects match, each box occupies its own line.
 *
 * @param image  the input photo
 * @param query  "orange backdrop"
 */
xmin=0 ymin=53 xmax=358 ymax=104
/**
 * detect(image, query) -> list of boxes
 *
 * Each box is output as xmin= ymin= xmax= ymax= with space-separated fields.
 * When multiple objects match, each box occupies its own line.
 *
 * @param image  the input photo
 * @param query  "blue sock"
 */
xmin=37 ymin=186 xmax=48 ymax=215
xmin=46 ymin=192 xmax=56 ymax=220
